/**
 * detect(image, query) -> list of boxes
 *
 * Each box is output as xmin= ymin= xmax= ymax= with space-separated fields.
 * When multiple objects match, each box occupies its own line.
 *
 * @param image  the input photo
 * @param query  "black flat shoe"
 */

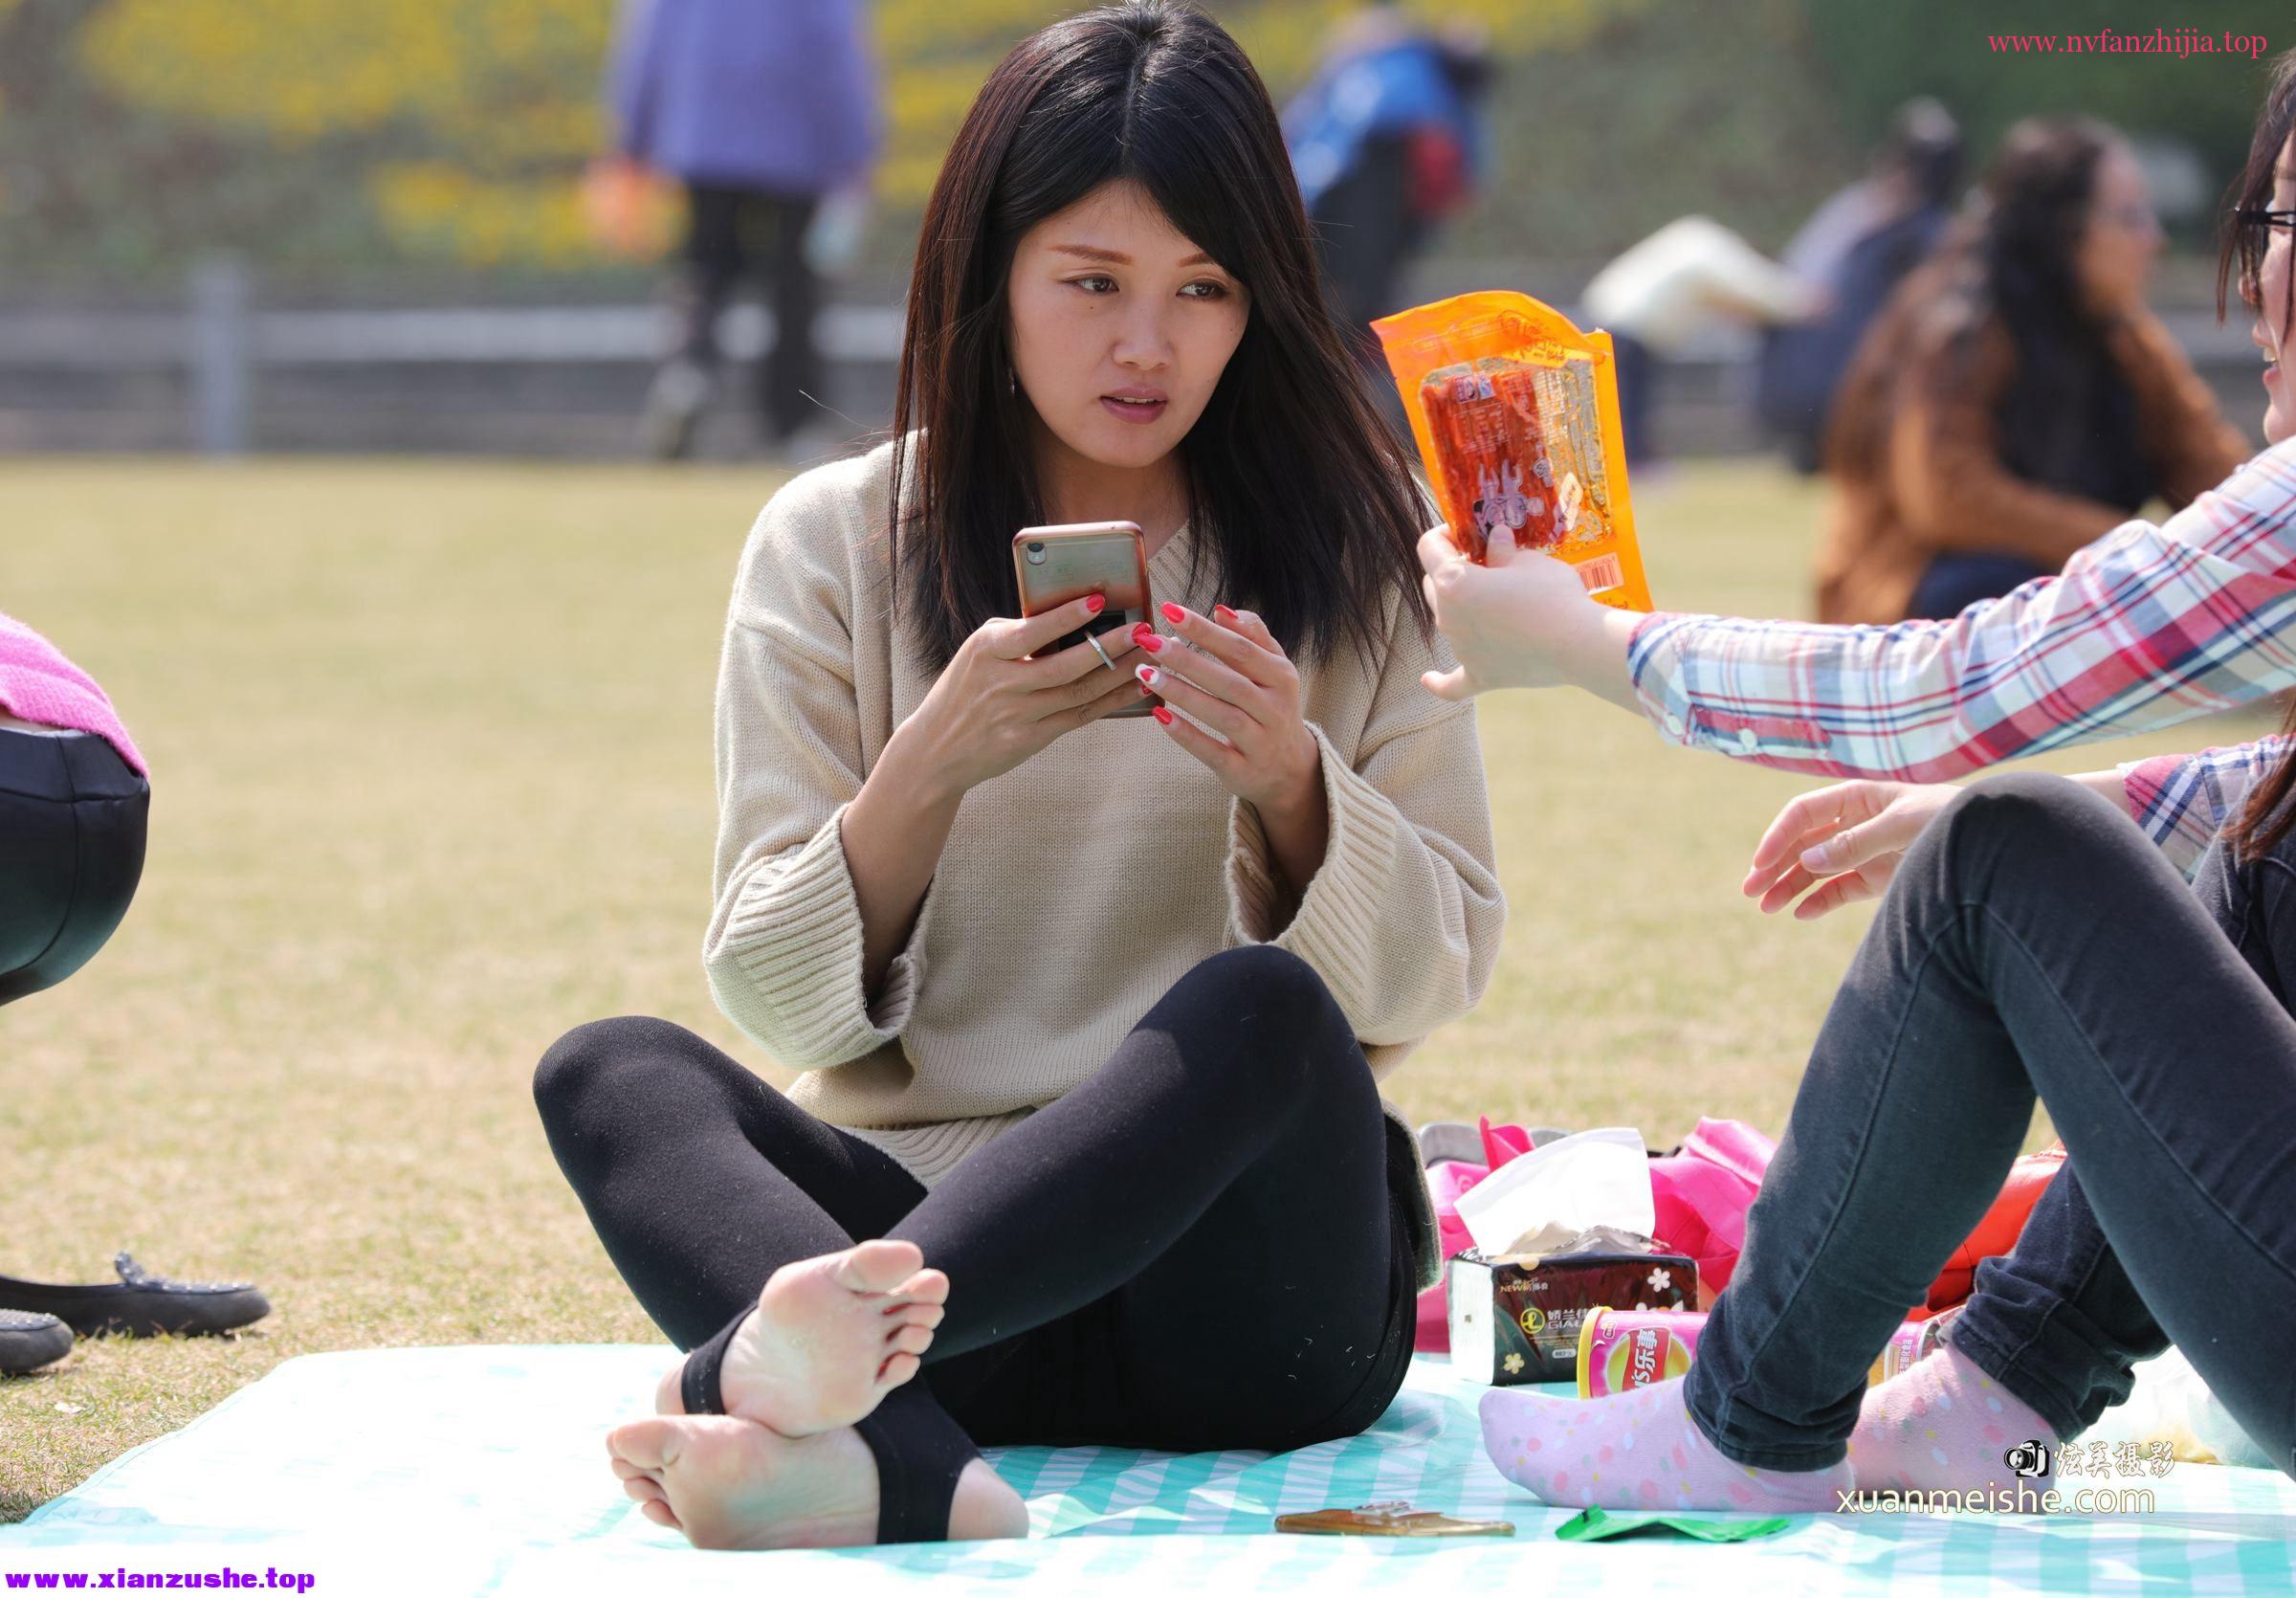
xmin=0 ymin=1253 xmax=270 ymax=1338
xmin=0 ymin=1309 xmax=73 ymax=1374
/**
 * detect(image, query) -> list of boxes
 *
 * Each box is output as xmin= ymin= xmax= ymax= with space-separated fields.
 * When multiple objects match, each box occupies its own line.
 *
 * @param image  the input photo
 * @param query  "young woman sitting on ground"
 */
xmin=532 ymin=1 xmax=1503 ymax=1549
xmin=1417 ymin=55 xmax=2296 ymax=1505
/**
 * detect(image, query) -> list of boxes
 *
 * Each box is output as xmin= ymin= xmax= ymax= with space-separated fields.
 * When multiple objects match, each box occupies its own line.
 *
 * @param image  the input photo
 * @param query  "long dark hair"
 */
xmin=888 ymin=1 xmax=1430 ymax=672
xmin=2219 ymin=49 xmax=2296 ymax=861
xmin=1826 ymin=117 xmax=2128 ymax=487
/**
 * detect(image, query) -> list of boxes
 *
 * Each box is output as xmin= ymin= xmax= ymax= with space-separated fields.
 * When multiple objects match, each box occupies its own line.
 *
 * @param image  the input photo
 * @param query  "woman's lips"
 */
xmin=1099 ymin=395 xmax=1169 ymax=425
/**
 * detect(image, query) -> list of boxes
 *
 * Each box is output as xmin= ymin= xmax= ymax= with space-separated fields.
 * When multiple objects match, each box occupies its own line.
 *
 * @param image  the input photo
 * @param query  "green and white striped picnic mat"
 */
xmin=7 ymin=1345 xmax=2289 ymax=1593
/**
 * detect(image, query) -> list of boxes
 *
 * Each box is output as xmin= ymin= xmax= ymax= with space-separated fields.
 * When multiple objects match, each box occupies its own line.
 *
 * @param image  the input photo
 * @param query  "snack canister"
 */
xmin=1869 ymin=1314 xmax=1954 ymax=1385
xmin=1576 ymin=1309 xmax=1706 ymax=1397
xmin=1578 ymin=1306 xmax=1956 ymax=1397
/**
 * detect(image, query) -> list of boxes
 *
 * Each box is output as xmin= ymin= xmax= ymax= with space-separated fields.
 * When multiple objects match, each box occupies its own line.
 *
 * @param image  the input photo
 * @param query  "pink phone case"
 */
xmin=1012 ymin=522 xmax=1159 ymax=718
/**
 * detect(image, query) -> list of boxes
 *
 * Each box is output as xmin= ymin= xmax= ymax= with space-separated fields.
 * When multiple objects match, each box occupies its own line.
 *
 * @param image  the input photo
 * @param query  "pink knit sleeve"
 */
xmin=0 ymin=611 xmax=147 ymax=775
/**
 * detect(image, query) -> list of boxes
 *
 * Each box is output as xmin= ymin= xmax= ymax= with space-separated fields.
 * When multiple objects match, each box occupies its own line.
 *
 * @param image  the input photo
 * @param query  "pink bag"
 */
xmin=1414 ymin=1158 xmax=1489 ymax=1352
xmin=1645 ymin=1119 xmax=1777 ymax=1301
xmin=1413 ymin=1118 xmax=1778 ymax=1350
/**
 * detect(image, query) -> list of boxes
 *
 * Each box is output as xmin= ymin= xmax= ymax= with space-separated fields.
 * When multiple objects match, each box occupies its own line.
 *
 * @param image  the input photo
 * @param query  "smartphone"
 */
xmin=1012 ymin=521 xmax=1159 ymax=719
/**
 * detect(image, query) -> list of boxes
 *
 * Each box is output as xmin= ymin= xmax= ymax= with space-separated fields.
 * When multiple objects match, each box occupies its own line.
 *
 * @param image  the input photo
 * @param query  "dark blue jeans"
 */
xmin=1905 ymin=552 xmax=2054 ymax=622
xmin=1683 ymin=773 xmax=2296 ymax=1476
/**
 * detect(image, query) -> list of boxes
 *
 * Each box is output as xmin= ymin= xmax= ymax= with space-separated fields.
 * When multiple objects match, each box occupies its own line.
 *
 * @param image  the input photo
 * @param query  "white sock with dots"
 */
xmin=1479 ymin=1378 xmax=1854 ymax=1513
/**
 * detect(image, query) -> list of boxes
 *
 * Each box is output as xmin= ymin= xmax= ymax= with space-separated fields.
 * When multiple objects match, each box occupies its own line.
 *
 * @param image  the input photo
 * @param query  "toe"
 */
xmin=838 ymin=1239 xmax=928 ymax=1295
xmin=608 ymin=1417 xmax=683 ymax=1474
xmin=886 ymin=1323 xmax=935 ymax=1359
xmin=876 ymin=1350 xmax=921 ymax=1391
xmin=639 ymin=1498 xmax=683 ymax=1531
xmin=892 ymin=1268 xmax=951 ymax=1307
xmin=887 ymin=1300 xmax=947 ymax=1332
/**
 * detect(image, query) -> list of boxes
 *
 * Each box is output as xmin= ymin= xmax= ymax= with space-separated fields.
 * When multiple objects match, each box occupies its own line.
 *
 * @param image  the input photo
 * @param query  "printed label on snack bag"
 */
xmin=1558 ymin=473 xmax=1585 ymax=535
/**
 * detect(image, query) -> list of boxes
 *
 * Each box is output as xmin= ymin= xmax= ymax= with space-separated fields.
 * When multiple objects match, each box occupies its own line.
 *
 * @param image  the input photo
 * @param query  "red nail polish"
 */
xmin=1214 ymin=604 xmax=1237 ymax=621
xmin=1160 ymin=602 xmax=1186 ymax=625
xmin=1132 ymin=620 xmax=1155 ymax=639
xmin=1152 ymin=705 xmax=1175 ymax=725
xmin=1137 ymin=663 xmax=1158 ymax=684
xmin=1086 ymin=593 xmax=1106 ymax=613
xmin=1139 ymin=633 xmax=1163 ymax=652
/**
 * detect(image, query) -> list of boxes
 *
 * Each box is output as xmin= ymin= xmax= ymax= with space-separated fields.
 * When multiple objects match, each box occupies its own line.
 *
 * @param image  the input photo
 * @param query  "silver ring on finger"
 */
xmin=1086 ymin=632 xmax=1116 ymax=671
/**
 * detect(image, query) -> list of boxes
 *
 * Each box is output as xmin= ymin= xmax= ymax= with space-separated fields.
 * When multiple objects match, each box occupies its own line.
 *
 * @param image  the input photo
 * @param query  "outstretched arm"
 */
xmin=1420 ymin=438 xmax=2296 ymax=783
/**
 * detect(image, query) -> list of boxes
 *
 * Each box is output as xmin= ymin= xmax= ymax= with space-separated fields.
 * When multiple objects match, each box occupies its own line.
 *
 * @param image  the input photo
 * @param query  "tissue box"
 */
xmin=1448 ymin=1247 xmax=1696 ymax=1386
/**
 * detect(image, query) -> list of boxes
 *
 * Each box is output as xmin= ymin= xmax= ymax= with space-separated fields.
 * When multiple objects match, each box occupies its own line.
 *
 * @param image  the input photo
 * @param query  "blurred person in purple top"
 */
xmin=609 ymin=0 xmax=882 ymax=458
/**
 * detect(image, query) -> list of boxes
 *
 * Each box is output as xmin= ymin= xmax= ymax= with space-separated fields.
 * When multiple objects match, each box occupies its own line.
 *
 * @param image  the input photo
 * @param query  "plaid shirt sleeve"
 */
xmin=2119 ymin=736 xmax=2295 ymax=877
xmin=1628 ymin=438 xmax=2296 ymax=792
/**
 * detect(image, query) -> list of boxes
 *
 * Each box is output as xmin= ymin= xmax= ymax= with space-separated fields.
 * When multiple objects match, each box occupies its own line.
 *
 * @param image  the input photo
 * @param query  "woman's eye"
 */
xmin=1181 ymin=281 xmax=1229 ymax=300
xmin=1071 ymin=276 xmax=1117 ymax=295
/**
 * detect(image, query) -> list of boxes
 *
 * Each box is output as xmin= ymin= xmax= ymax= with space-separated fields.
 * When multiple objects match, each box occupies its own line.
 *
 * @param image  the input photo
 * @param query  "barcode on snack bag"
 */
xmin=1577 ymin=554 xmax=1624 ymax=594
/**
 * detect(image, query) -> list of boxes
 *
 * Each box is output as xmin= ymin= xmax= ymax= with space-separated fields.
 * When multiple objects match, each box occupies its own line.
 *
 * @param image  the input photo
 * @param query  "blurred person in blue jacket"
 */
xmin=609 ymin=0 xmax=881 ymax=459
xmin=1285 ymin=6 xmax=1492 ymax=387
xmin=1756 ymin=100 xmax=1966 ymax=474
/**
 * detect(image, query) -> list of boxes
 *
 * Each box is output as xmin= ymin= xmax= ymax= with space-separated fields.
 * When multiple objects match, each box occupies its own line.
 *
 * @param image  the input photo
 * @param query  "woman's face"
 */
xmin=1005 ymin=180 xmax=1249 ymax=474
xmin=2077 ymin=145 xmax=2164 ymax=312
xmin=2245 ymin=133 xmax=2296 ymax=445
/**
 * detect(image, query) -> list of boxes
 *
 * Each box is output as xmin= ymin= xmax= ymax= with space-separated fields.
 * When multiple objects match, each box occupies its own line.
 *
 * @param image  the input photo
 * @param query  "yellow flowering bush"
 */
xmin=57 ymin=0 xmax=1647 ymax=271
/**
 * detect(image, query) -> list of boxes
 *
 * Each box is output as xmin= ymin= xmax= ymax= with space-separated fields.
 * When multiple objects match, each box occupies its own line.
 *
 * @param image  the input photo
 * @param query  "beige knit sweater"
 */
xmin=704 ymin=438 xmax=1506 ymax=1287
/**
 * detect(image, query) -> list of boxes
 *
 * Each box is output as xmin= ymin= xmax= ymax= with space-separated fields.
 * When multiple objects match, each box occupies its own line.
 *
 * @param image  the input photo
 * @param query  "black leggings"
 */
xmin=536 ymin=944 xmax=1417 ymax=1466
xmin=0 ymin=728 xmax=148 ymax=1007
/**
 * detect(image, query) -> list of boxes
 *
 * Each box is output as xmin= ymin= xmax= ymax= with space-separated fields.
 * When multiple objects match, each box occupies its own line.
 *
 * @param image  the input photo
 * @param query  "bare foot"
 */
xmin=655 ymin=1239 xmax=949 ymax=1434
xmin=607 ymin=1413 xmax=1027 ymax=1549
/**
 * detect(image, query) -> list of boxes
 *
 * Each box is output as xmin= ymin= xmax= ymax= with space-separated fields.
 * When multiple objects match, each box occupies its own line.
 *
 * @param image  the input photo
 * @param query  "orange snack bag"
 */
xmin=1372 ymin=291 xmax=1651 ymax=610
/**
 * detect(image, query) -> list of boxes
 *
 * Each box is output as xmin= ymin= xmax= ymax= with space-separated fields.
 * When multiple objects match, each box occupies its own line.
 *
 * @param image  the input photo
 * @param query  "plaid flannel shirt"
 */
xmin=1628 ymin=437 xmax=2296 ymax=876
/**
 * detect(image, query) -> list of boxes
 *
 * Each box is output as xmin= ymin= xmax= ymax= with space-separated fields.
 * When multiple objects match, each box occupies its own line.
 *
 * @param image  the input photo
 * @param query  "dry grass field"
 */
xmin=1 ymin=455 xmax=2266 ymax=1517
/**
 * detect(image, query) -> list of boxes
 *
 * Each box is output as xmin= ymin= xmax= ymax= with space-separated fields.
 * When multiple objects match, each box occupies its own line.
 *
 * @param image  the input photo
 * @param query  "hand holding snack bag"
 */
xmin=1374 ymin=292 xmax=1652 ymax=610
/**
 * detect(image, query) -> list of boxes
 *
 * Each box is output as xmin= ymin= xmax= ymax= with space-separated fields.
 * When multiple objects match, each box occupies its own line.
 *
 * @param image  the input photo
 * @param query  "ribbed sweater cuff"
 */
xmin=711 ymin=804 xmax=928 ymax=1067
xmin=1225 ymin=721 xmax=1402 ymax=1010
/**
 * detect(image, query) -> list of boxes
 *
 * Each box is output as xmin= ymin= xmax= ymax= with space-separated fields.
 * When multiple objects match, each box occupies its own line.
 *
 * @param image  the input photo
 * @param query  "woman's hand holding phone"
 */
xmin=889 ymin=592 xmax=1150 ymax=800
xmin=1133 ymin=603 xmax=1319 ymax=812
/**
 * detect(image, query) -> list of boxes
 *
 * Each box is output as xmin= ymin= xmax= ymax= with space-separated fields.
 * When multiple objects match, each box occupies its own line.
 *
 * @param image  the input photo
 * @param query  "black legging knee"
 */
xmin=536 ymin=944 xmax=1418 ymax=1454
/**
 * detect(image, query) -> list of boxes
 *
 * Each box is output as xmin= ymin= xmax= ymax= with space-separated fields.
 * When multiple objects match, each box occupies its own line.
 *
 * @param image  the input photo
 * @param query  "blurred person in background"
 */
xmin=607 ymin=0 xmax=881 ymax=461
xmin=1816 ymin=116 xmax=2244 ymax=624
xmin=1285 ymin=4 xmax=1493 ymax=391
xmin=1579 ymin=215 xmax=1822 ymax=470
xmin=0 ymin=611 xmax=269 ymax=1379
xmin=1757 ymin=99 xmax=1967 ymax=474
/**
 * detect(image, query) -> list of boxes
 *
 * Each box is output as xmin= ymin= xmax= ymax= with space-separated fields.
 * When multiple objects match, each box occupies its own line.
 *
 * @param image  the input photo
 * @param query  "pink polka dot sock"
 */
xmin=1478 ymin=1378 xmax=1853 ymax=1513
xmin=1849 ymin=1343 xmax=2058 ymax=1495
